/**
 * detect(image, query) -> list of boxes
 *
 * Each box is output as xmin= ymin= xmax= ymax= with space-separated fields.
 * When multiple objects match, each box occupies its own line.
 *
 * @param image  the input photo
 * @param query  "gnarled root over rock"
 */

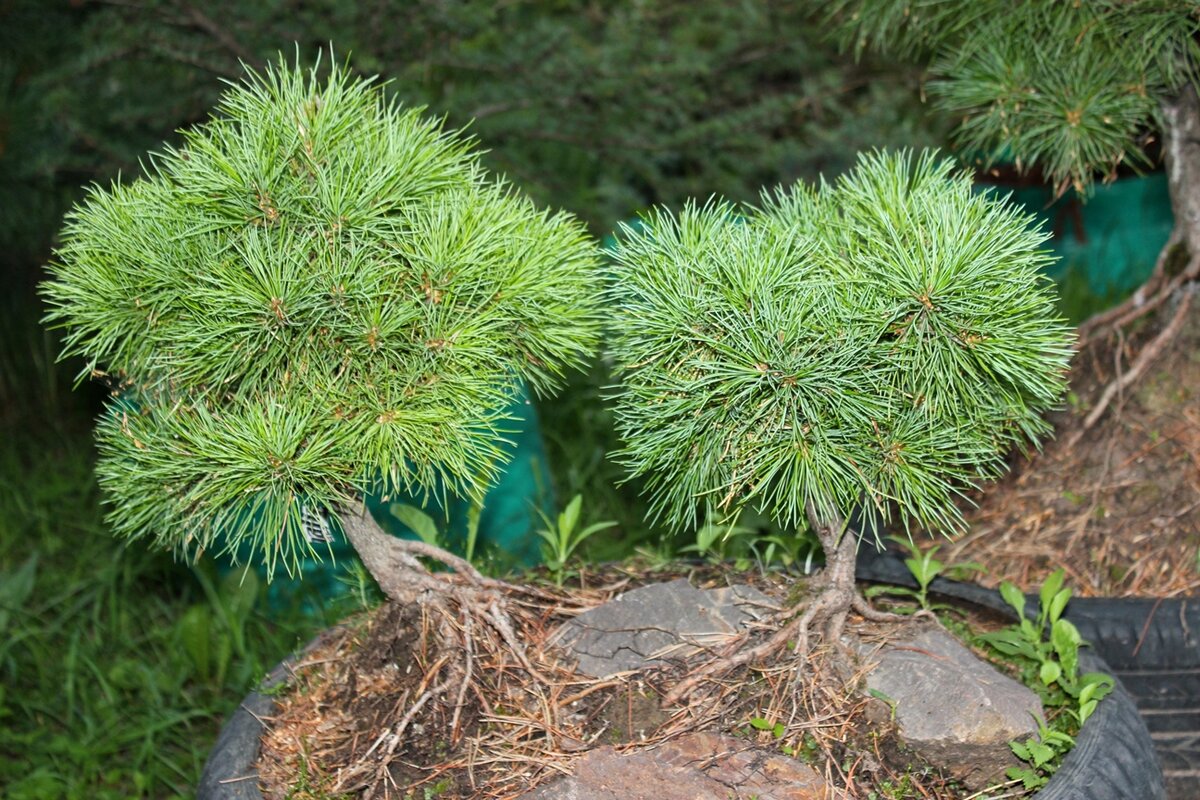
xmin=329 ymin=504 xmax=577 ymax=797
xmin=663 ymin=513 xmax=905 ymax=706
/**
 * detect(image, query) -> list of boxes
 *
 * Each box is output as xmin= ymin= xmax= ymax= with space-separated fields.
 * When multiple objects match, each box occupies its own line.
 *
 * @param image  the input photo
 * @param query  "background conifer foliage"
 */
xmin=825 ymin=0 xmax=1200 ymax=197
xmin=0 ymin=1 xmax=934 ymax=271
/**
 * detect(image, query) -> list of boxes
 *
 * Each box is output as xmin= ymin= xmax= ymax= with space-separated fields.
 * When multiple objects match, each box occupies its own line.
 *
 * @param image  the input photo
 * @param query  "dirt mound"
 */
xmin=947 ymin=291 xmax=1200 ymax=597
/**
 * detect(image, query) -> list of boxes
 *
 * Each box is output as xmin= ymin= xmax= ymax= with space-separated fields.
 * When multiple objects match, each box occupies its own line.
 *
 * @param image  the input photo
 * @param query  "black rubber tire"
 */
xmin=1037 ymin=649 xmax=1164 ymax=800
xmin=1062 ymin=598 xmax=1200 ymax=800
xmin=199 ymin=574 xmax=1167 ymax=799
xmin=196 ymin=685 xmax=275 ymax=800
xmin=858 ymin=545 xmax=1180 ymax=799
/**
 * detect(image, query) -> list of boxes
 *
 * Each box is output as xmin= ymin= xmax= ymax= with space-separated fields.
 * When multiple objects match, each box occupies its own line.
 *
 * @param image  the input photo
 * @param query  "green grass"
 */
xmin=0 ymin=290 xmax=357 ymax=799
xmin=0 ymin=423 xmax=350 ymax=799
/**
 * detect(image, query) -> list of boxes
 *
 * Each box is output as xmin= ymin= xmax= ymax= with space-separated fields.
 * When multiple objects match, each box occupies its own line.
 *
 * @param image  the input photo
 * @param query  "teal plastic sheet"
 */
xmin=991 ymin=173 xmax=1174 ymax=295
xmin=364 ymin=382 xmax=550 ymax=570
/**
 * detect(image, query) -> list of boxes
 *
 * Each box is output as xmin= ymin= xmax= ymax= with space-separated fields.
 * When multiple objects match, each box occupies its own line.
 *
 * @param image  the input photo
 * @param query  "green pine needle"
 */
xmin=41 ymin=54 xmax=602 ymax=578
xmin=608 ymin=149 xmax=1073 ymax=540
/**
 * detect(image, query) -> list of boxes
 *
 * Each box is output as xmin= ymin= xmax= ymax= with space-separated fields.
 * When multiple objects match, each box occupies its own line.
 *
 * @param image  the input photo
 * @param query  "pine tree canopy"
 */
xmin=40 ymin=57 xmax=602 ymax=577
xmin=608 ymin=150 xmax=1073 ymax=537
xmin=824 ymin=1 xmax=1200 ymax=195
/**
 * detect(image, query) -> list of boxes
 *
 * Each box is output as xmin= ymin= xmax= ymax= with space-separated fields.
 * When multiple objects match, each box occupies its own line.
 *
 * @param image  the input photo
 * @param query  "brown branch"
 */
xmin=173 ymin=1 xmax=255 ymax=63
xmin=1067 ymin=288 xmax=1194 ymax=447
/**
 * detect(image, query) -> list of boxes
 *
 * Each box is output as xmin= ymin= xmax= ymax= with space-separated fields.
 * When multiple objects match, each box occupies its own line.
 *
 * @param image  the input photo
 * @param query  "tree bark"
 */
xmin=339 ymin=502 xmax=488 ymax=606
xmin=805 ymin=502 xmax=860 ymax=641
xmin=1163 ymin=82 xmax=1200 ymax=256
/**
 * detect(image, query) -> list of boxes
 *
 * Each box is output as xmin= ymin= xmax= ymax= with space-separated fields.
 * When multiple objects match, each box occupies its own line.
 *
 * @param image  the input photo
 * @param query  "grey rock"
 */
xmin=861 ymin=625 xmax=1043 ymax=788
xmin=518 ymin=732 xmax=836 ymax=800
xmin=549 ymin=578 xmax=774 ymax=678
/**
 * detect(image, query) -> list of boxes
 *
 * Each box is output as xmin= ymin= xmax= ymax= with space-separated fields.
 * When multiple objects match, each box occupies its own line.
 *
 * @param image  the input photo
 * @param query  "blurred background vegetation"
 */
xmin=0 ymin=1 xmax=1169 ymax=797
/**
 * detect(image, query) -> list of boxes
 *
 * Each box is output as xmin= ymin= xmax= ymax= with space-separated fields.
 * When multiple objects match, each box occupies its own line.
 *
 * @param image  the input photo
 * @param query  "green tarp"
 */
xmin=995 ymin=173 xmax=1174 ymax=295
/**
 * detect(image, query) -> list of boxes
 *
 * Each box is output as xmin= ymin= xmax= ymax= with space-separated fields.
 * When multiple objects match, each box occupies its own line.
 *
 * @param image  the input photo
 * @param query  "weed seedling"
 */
xmin=864 ymin=536 xmax=983 ymax=614
xmin=976 ymin=569 xmax=1114 ymax=790
xmin=535 ymin=494 xmax=616 ymax=586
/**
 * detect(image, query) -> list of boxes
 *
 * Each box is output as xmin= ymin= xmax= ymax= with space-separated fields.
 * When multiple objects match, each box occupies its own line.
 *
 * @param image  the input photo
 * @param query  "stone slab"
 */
xmin=862 ymin=625 xmax=1043 ymax=788
xmin=550 ymin=578 xmax=774 ymax=678
xmin=519 ymin=732 xmax=835 ymax=800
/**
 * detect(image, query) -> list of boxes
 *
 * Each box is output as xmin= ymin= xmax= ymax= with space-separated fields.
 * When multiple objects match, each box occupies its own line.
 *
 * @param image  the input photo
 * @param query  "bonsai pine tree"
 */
xmin=608 ymin=150 xmax=1073 ymax=700
xmin=822 ymin=0 xmax=1200 ymax=432
xmin=41 ymin=56 xmax=602 ymax=607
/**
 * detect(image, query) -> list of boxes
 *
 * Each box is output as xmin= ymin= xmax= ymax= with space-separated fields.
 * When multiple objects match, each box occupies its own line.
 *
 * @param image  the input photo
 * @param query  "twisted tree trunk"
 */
xmin=339 ymin=502 xmax=502 ymax=605
xmin=1163 ymin=83 xmax=1200 ymax=254
xmin=662 ymin=500 xmax=902 ymax=704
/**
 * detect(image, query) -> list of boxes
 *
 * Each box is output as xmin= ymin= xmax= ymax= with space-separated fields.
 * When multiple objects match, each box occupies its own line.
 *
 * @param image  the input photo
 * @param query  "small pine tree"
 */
xmin=41 ymin=56 xmax=602 ymax=605
xmin=608 ymin=150 xmax=1073 ymax=699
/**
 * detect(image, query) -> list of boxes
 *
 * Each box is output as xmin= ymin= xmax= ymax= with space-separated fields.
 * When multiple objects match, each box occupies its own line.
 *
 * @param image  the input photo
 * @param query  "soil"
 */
xmin=945 ymin=292 xmax=1200 ymax=598
xmin=256 ymin=565 xmax=1013 ymax=800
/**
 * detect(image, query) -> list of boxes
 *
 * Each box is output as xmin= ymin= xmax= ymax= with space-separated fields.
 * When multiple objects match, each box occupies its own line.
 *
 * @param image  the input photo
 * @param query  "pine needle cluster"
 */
xmin=41 ymin=57 xmax=602 ymax=576
xmin=608 ymin=150 xmax=1073 ymax=538
xmin=823 ymin=0 xmax=1200 ymax=194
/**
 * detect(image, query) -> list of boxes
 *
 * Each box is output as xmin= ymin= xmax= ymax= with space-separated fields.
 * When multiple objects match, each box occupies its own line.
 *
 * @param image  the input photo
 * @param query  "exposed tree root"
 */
xmin=851 ymin=593 xmax=911 ymax=624
xmin=333 ymin=502 xmax=576 ymax=797
xmin=339 ymin=502 xmax=495 ymax=604
xmin=338 ymin=499 xmax=570 ymax=683
xmin=1067 ymin=286 xmax=1194 ymax=447
xmin=327 ymin=585 xmax=563 ymax=798
xmin=664 ymin=583 xmax=854 ymax=704
xmin=1075 ymin=233 xmax=1190 ymax=347
xmin=310 ymin=504 xmax=927 ymax=792
xmin=663 ymin=505 xmax=903 ymax=706
xmin=261 ymin=561 xmax=962 ymax=799
xmin=1092 ymin=254 xmax=1197 ymax=340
